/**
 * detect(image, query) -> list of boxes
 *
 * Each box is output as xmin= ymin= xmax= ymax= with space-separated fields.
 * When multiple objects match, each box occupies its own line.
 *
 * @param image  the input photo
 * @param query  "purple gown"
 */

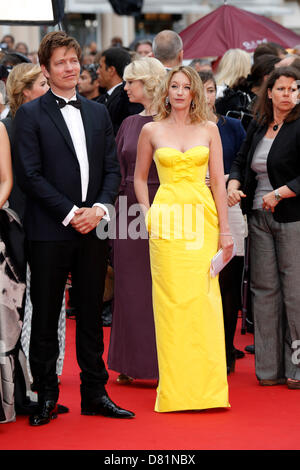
xmin=108 ymin=114 xmax=159 ymax=379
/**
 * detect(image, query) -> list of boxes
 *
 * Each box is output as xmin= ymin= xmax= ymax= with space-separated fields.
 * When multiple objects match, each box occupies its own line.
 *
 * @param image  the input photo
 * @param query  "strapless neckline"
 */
xmin=154 ymin=145 xmax=209 ymax=156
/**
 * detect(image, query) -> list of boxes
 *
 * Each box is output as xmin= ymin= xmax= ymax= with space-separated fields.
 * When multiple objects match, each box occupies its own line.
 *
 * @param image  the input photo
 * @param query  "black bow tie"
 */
xmin=52 ymin=93 xmax=81 ymax=109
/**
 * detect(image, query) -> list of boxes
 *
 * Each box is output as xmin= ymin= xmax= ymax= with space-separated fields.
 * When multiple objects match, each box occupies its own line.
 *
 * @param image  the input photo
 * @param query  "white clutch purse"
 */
xmin=210 ymin=243 xmax=237 ymax=278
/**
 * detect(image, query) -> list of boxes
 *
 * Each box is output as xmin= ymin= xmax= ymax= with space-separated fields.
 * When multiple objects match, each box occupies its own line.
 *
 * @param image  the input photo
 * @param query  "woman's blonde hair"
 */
xmin=6 ymin=63 xmax=42 ymax=117
xmin=123 ymin=57 xmax=166 ymax=100
xmin=154 ymin=65 xmax=208 ymax=123
xmin=215 ymin=48 xmax=251 ymax=88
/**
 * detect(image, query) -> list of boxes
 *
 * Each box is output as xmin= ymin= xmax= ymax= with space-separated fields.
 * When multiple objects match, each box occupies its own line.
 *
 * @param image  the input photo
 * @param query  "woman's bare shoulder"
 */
xmin=203 ymin=120 xmax=220 ymax=140
xmin=139 ymin=120 xmax=162 ymax=140
xmin=204 ymin=119 xmax=218 ymax=131
xmin=142 ymin=120 xmax=161 ymax=132
xmin=0 ymin=121 xmax=9 ymax=138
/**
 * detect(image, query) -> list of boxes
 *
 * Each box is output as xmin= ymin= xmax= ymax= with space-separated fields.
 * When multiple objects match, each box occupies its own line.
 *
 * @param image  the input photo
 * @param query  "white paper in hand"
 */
xmin=210 ymin=243 xmax=237 ymax=278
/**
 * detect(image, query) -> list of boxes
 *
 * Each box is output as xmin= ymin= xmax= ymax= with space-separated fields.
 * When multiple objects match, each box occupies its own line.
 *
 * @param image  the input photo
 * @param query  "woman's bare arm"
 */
xmin=207 ymin=122 xmax=234 ymax=261
xmin=0 ymin=123 xmax=13 ymax=208
xmin=134 ymin=123 xmax=155 ymax=216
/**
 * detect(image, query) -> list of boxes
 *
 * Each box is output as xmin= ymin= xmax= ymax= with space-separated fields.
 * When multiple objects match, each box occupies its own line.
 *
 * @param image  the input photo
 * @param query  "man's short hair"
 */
xmin=134 ymin=39 xmax=152 ymax=51
xmin=101 ymin=48 xmax=131 ymax=79
xmin=81 ymin=63 xmax=99 ymax=83
xmin=1 ymin=34 xmax=15 ymax=47
xmin=152 ymin=30 xmax=183 ymax=63
xmin=38 ymin=31 xmax=81 ymax=71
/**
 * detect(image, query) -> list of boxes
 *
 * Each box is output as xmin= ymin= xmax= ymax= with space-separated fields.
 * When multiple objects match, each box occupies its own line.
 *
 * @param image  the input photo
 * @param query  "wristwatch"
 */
xmin=274 ymin=189 xmax=282 ymax=201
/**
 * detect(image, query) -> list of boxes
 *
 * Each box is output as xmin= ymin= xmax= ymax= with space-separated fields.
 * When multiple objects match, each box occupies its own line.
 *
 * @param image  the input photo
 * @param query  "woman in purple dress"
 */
xmin=108 ymin=58 xmax=166 ymax=383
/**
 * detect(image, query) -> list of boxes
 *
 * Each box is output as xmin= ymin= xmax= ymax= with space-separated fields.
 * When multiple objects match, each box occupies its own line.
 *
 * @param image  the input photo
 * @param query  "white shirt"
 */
xmin=0 ymin=105 xmax=10 ymax=120
xmin=53 ymin=92 xmax=109 ymax=226
xmin=107 ymin=82 xmax=122 ymax=96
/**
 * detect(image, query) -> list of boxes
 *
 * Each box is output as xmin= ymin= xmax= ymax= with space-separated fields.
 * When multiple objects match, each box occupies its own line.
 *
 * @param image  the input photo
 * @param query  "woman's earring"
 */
xmin=165 ymin=96 xmax=170 ymax=107
xmin=191 ymin=100 xmax=195 ymax=110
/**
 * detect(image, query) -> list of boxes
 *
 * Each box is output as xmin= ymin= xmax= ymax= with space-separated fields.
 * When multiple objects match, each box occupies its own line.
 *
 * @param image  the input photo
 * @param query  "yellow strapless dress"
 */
xmin=146 ymin=146 xmax=230 ymax=413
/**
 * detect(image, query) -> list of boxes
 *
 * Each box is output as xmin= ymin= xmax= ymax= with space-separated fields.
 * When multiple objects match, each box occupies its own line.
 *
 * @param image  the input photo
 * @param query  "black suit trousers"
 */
xmin=27 ymin=236 xmax=109 ymax=402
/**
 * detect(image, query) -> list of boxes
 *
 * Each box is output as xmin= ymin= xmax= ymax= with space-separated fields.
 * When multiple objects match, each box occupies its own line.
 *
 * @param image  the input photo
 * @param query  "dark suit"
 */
xmin=229 ymin=117 xmax=300 ymax=222
xmin=13 ymin=89 xmax=121 ymax=403
xmin=97 ymin=82 xmax=143 ymax=136
xmin=229 ymin=117 xmax=300 ymax=381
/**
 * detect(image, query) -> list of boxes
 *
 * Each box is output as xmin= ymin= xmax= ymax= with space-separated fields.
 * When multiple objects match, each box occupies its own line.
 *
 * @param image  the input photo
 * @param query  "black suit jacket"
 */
xmin=97 ymin=82 xmax=143 ymax=135
xmin=229 ymin=117 xmax=300 ymax=223
xmin=13 ymin=89 xmax=121 ymax=241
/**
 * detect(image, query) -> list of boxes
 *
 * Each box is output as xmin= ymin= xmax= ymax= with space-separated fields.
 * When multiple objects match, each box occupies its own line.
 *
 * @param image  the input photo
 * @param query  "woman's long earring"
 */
xmin=191 ymin=100 xmax=195 ymax=110
xmin=165 ymin=96 xmax=170 ymax=108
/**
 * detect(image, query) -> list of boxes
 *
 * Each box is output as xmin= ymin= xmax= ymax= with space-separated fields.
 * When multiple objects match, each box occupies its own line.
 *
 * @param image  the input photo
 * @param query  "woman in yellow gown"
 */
xmin=134 ymin=66 xmax=233 ymax=413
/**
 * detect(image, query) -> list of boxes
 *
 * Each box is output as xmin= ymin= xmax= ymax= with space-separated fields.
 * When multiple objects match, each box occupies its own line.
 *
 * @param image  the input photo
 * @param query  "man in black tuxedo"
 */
xmin=97 ymin=47 xmax=142 ymax=135
xmin=14 ymin=31 xmax=135 ymax=425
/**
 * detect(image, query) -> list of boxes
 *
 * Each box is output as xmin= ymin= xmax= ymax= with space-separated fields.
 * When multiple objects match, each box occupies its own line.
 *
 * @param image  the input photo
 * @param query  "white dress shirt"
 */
xmin=0 ymin=105 xmax=10 ymax=120
xmin=53 ymin=92 xmax=109 ymax=226
xmin=107 ymin=82 xmax=122 ymax=96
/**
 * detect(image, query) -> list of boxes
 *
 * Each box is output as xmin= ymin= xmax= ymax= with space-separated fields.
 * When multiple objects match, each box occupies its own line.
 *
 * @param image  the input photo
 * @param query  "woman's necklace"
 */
xmin=272 ymin=120 xmax=284 ymax=131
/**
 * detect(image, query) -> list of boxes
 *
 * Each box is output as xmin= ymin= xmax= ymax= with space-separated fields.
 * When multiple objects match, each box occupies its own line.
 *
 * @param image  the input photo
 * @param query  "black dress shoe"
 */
xmin=17 ymin=400 xmax=69 ymax=416
xmin=57 ymin=404 xmax=69 ymax=414
xmin=29 ymin=400 xmax=58 ymax=426
xmin=245 ymin=344 xmax=255 ymax=354
xmin=102 ymin=301 xmax=112 ymax=326
xmin=227 ymin=356 xmax=236 ymax=375
xmin=234 ymin=348 xmax=245 ymax=359
xmin=81 ymin=394 xmax=135 ymax=419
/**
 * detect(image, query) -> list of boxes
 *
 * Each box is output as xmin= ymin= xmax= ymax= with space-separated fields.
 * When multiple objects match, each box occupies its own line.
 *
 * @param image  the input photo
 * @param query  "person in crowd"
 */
xmin=3 ymin=62 xmax=70 ymax=418
xmin=275 ymin=54 xmax=300 ymax=70
xmin=253 ymin=42 xmax=287 ymax=63
xmin=15 ymin=42 xmax=29 ymax=56
xmin=152 ymin=30 xmax=183 ymax=70
xmin=217 ymin=53 xmax=281 ymax=354
xmin=293 ymin=44 xmax=300 ymax=56
xmin=0 ymin=108 xmax=24 ymax=423
xmin=27 ymin=51 xmax=38 ymax=64
xmin=110 ymin=36 xmax=123 ymax=48
xmin=0 ymin=51 xmax=31 ymax=70
xmin=97 ymin=47 xmax=143 ymax=135
xmin=0 ymin=65 xmax=10 ymax=119
xmin=80 ymin=53 xmax=94 ymax=66
xmin=134 ymin=39 xmax=152 ymax=57
xmin=77 ymin=63 xmax=100 ymax=101
xmin=87 ymin=41 xmax=97 ymax=56
xmin=215 ymin=48 xmax=251 ymax=99
xmin=108 ymin=57 xmax=166 ymax=384
xmin=215 ymin=54 xmax=281 ymax=131
xmin=189 ymin=58 xmax=212 ymax=72
xmin=5 ymin=63 xmax=49 ymax=219
xmin=1 ymin=34 xmax=15 ymax=51
xmin=96 ymin=47 xmax=143 ymax=325
xmin=134 ymin=66 xmax=233 ymax=412
xmin=228 ymin=66 xmax=300 ymax=389
xmin=200 ymin=70 xmax=247 ymax=373
xmin=275 ymin=54 xmax=296 ymax=67
xmin=13 ymin=31 xmax=135 ymax=426
xmin=247 ymin=55 xmax=281 ymax=99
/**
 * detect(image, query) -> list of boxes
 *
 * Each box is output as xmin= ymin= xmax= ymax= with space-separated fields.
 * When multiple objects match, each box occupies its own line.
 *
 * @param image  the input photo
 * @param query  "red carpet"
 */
xmin=1 ymin=317 xmax=300 ymax=450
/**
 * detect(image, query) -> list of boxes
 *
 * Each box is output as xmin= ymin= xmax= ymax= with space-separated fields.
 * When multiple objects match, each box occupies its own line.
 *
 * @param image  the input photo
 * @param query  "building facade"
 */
xmin=1 ymin=0 xmax=300 ymax=55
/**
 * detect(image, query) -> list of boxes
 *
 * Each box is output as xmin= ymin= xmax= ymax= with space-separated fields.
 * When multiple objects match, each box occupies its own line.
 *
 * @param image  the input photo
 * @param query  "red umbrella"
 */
xmin=180 ymin=4 xmax=300 ymax=59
